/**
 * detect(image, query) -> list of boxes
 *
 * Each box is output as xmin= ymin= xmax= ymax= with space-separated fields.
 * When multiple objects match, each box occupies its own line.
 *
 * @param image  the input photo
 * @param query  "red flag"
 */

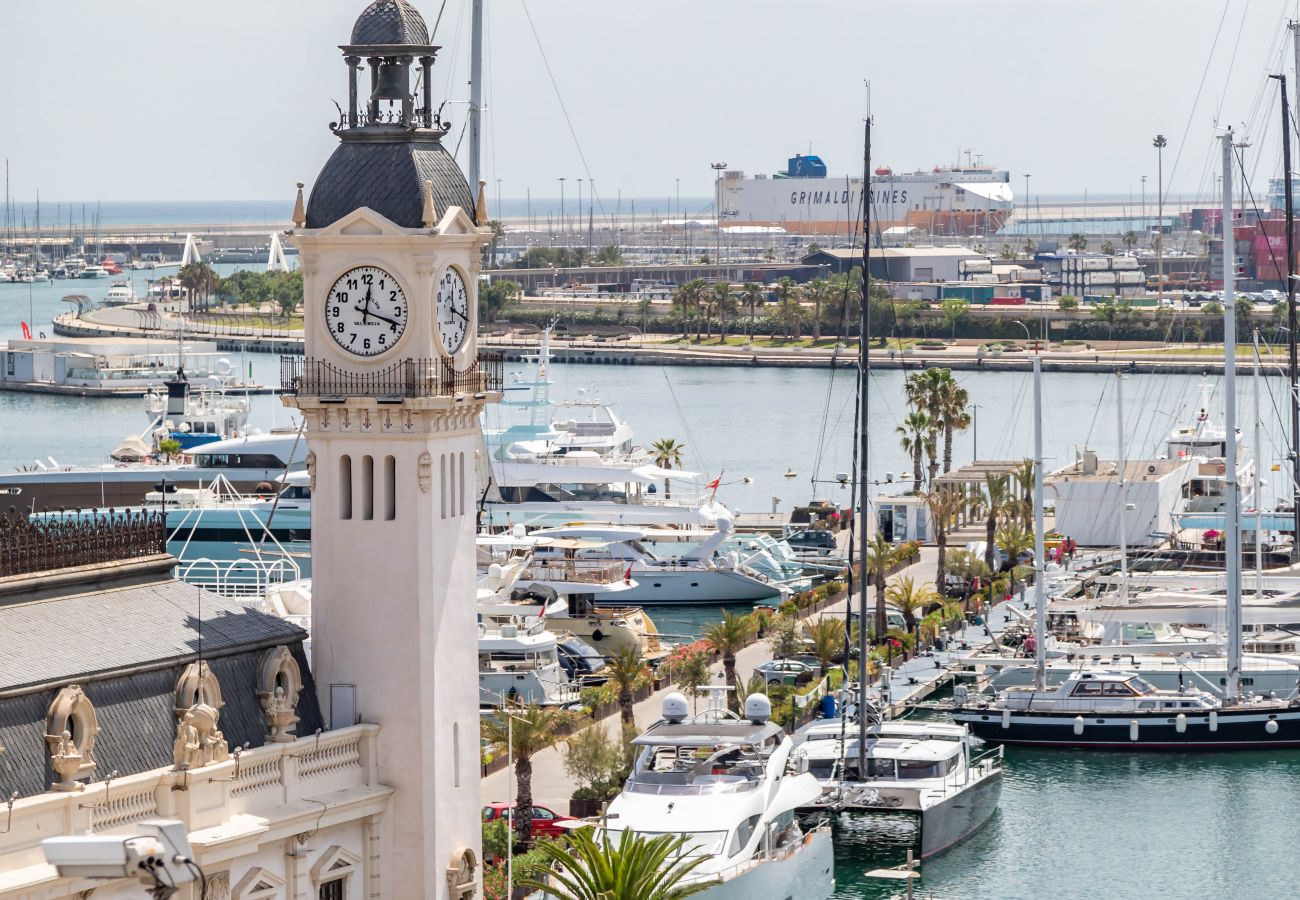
xmin=706 ymin=477 xmax=721 ymax=491
xmin=20 ymin=321 xmax=31 ymax=339
xmin=624 ymin=565 xmax=633 ymax=584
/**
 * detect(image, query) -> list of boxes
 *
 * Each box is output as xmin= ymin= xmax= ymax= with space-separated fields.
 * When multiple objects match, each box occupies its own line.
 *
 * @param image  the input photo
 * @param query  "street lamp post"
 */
xmin=675 ymin=178 xmax=681 ymax=263
xmin=558 ymin=178 xmax=566 ymax=249
xmin=712 ymin=162 xmax=727 ymax=270
xmin=1140 ymin=174 xmax=1147 ymax=238
xmin=971 ymin=404 xmax=982 ymax=460
xmin=1154 ymin=134 xmax=1167 ymax=306
xmin=1023 ymin=174 xmax=1031 ymax=240
xmin=576 ymin=179 xmax=583 ymax=241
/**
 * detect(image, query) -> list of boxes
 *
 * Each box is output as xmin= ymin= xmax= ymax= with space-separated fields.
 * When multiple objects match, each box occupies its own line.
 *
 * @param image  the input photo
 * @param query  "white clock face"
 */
xmin=436 ymin=268 xmax=470 ymax=354
xmin=324 ymin=265 xmax=408 ymax=357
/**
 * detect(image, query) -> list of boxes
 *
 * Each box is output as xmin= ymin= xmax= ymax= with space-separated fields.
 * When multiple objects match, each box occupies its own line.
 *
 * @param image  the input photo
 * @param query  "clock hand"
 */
xmin=450 ymin=307 xmax=468 ymax=321
xmin=357 ymin=287 xmax=374 ymax=323
xmin=353 ymin=305 xmax=400 ymax=328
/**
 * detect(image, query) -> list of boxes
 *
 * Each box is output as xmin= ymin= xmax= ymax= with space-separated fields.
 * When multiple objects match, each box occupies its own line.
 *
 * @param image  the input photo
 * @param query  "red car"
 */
xmin=482 ymin=803 xmax=577 ymax=838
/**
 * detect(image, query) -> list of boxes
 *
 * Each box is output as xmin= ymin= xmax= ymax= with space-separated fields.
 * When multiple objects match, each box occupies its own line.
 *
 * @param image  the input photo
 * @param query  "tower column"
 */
xmin=346 ymin=56 xmax=360 ymax=126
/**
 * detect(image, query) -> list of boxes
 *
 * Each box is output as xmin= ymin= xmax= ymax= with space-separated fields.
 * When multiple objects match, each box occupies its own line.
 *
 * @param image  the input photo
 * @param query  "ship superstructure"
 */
xmin=720 ymin=153 xmax=1014 ymax=237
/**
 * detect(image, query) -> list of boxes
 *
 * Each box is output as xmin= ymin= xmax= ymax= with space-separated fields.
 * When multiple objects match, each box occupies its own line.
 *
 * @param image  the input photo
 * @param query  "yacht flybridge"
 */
xmin=597 ymin=689 xmax=834 ymax=899
xmin=792 ymin=715 xmax=1002 ymax=858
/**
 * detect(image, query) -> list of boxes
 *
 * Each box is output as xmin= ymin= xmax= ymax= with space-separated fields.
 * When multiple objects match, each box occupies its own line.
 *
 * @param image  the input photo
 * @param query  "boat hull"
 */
xmin=952 ymin=706 xmax=1300 ymax=749
xmin=696 ymin=826 xmax=835 ymax=900
xmin=918 ymin=768 xmax=1002 ymax=858
xmin=617 ymin=570 xmax=782 ymax=605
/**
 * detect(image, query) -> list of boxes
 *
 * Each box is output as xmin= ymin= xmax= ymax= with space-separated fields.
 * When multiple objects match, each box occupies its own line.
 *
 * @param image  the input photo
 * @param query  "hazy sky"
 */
xmin=3 ymin=0 xmax=1299 ymax=206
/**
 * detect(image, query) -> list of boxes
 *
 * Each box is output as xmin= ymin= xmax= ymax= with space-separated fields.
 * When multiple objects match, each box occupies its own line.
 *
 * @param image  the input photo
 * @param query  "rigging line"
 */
xmin=518 ymin=0 xmax=611 ymax=225
xmin=1165 ymin=0 xmax=1232 ymax=199
xmin=658 ymin=367 xmax=707 ymax=478
xmin=1235 ymin=142 xmax=1288 ymax=286
xmin=812 ymin=192 xmax=866 ymax=485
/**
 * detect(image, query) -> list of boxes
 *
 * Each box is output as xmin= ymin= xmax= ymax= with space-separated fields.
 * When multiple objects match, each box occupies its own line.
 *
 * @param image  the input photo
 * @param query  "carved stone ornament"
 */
xmin=418 ymin=451 xmax=433 ymax=494
xmin=171 ymin=703 xmax=230 ymax=771
xmin=446 ymin=847 xmax=478 ymax=900
xmin=256 ymin=645 xmax=302 ymax=743
xmin=306 ymin=451 xmax=317 ymax=491
xmin=45 ymin=685 xmax=98 ymax=791
xmin=174 ymin=660 xmax=224 ymax=719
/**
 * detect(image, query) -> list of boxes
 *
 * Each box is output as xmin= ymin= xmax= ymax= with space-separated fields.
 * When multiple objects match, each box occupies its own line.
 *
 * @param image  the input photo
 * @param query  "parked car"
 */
xmin=784 ymin=529 xmax=837 ymax=556
xmin=482 ymin=803 xmax=577 ymax=838
xmin=754 ymin=658 xmax=818 ymax=687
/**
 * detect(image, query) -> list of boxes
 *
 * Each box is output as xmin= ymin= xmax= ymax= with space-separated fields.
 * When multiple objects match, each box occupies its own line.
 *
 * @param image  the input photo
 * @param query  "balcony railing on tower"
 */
xmin=280 ymin=352 xmax=503 ymax=400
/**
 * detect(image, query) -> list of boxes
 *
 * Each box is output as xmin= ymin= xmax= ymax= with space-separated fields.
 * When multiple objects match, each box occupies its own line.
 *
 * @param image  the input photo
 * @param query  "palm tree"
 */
xmin=742 ymin=281 xmax=765 ymax=342
xmin=973 ymin=474 xmax=1015 ymax=574
xmin=480 ymin=705 xmax=573 ymax=846
xmin=702 ymin=611 xmax=753 ymax=713
xmin=519 ymin=828 xmax=716 ymax=900
xmin=606 ymin=645 xmax=647 ymax=725
xmin=178 ymin=261 xmax=218 ymax=313
xmin=713 ymin=283 xmax=738 ymax=343
xmin=1122 ymin=231 xmax=1138 ymax=251
xmin=921 ymin=486 xmax=964 ymax=589
xmin=772 ymin=277 xmax=803 ymax=340
xmin=1010 ymin=460 xmax=1035 ymax=527
xmin=996 ymin=522 xmax=1035 ymax=600
xmin=1068 ymin=233 xmax=1087 ymax=252
xmin=914 ymin=368 xmax=970 ymax=474
xmin=486 ymin=219 xmax=506 ymax=267
xmin=896 ymin=410 xmax=932 ymax=488
xmin=671 ymin=280 xmax=701 ymax=338
xmin=884 ymin=575 xmax=941 ymax=634
xmin=806 ymin=277 xmax=830 ymax=342
xmin=865 ymin=531 xmax=894 ymax=641
xmin=804 ymin=617 xmax=844 ymax=675
xmin=1100 ymin=239 xmax=1116 ymax=255
xmin=651 ymin=437 xmax=685 ymax=500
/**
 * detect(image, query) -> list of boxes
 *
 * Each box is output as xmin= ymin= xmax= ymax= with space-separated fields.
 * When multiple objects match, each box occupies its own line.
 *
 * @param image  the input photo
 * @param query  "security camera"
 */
xmin=43 ymin=819 xmax=196 ymax=889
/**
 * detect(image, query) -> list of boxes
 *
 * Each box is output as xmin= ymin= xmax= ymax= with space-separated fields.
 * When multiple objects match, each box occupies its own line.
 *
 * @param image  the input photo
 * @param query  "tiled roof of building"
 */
xmin=306 ymin=140 xmax=474 ymax=229
xmin=350 ymin=0 xmax=430 ymax=45
xmin=0 ymin=579 xmax=306 ymax=693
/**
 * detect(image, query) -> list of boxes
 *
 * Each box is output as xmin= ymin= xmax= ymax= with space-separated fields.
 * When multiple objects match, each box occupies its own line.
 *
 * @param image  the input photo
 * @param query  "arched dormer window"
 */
xmin=45 ymin=685 xmax=98 ymax=790
xmin=257 ymin=646 xmax=303 ymax=742
xmin=175 ymin=661 xmax=224 ymax=719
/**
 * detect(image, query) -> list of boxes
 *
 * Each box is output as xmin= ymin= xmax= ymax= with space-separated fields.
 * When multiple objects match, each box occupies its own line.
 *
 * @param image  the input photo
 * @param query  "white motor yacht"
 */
xmin=597 ymin=689 xmax=834 ymax=899
xmin=102 ymin=280 xmax=139 ymax=306
xmin=477 ymin=538 xmax=670 ymax=660
xmin=533 ymin=524 xmax=784 ymax=605
xmin=479 ymin=618 xmax=581 ymax=707
xmin=792 ymin=715 xmax=1002 ymax=858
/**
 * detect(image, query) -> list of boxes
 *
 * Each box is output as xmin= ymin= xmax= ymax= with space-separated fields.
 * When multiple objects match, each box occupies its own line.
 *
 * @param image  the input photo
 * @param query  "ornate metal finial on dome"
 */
xmin=292 ymin=182 xmax=306 ymax=228
xmin=475 ymin=179 xmax=488 ymax=226
xmin=422 ymin=179 xmax=438 ymax=227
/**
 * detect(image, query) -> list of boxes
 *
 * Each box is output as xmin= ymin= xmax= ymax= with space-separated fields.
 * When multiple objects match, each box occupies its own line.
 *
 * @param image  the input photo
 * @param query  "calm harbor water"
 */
xmin=4 ymin=277 xmax=1300 ymax=898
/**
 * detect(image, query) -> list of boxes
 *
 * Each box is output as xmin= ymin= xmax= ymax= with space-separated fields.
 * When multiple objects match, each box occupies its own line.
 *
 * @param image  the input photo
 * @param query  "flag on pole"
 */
xmin=20 ymin=321 xmax=31 ymax=339
xmin=706 ymin=477 xmax=721 ymax=491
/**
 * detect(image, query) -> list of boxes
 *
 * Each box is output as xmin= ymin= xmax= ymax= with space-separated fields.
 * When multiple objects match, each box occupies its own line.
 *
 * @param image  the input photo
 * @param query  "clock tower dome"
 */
xmin=282 ymin=1 xmax=499 ymax=895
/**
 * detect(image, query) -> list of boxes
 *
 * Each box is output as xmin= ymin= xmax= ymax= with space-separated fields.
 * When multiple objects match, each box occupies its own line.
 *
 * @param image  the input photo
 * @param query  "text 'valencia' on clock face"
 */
xmin=436 ymin=267 xmax=469 ymax=354
xmin=324 ymin=265 xmax=408 ymax=357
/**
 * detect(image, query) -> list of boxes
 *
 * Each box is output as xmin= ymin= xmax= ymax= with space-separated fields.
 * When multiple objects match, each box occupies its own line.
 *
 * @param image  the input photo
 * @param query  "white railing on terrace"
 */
xmin=0 ymin=725 xmax=379 ymax=875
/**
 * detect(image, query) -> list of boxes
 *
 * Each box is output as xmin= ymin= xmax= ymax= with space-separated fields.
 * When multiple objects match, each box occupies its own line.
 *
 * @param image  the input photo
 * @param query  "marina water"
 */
xmin=5 ymin=276 xmax=1300 ymax=896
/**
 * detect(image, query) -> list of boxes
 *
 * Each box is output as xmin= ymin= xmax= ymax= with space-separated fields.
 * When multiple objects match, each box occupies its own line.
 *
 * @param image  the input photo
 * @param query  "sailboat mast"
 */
xmin=1032 ymin=351 xmax=1046 ymax=690
xmin=468 ymin=0 xmax=484 ymax=192
xmin=1254 ymin=330 xmax=1264 ymax=599
xmin=857 ymin=113 xmax=872 ymax=772
xmin=1275 ymin=72 xmax=1300 ymax=560
xmin=1116 ymin=373 xmax=1129 ymax=602
xmin=1221 ymin=129 xmax=1243 ymax=702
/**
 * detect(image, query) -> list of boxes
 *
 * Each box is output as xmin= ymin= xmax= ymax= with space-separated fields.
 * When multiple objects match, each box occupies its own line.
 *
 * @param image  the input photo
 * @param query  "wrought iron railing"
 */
xmin=1 ymin=508 xmax=166 ymax=577
xmin=280 ymin=352 xmax=503 ymax=399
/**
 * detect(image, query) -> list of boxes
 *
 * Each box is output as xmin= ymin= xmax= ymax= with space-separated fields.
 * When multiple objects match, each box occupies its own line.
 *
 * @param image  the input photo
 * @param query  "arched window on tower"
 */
xmin=362 ymin=454 xmax=375 ymax=520
xmin=339 ymin=455 xmax=353 ymax=520
xmin=384 ymin=455 xmax=396 ymax=520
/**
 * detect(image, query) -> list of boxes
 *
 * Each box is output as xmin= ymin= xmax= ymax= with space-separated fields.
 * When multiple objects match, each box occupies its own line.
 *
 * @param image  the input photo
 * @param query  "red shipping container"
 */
xmin=989 ymin=297 xmax=1026 ymax=306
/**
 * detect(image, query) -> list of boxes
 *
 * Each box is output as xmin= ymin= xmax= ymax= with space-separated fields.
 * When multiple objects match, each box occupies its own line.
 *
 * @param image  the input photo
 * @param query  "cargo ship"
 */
xmin=719 ymin=153 xmax=1014 ymax=236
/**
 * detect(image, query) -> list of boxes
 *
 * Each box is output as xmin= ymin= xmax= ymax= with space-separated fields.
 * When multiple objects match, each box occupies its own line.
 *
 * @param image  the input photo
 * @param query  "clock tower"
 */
xmin=282 ymin=1 xmax=498 ymax=895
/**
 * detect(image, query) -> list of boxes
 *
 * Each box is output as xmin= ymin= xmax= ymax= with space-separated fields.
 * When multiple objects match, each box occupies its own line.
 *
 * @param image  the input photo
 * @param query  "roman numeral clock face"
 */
xmin=324 ymin=266 xmax=407 ymax=357
xmin=437 ymin=268 xmax=470 ymax=354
